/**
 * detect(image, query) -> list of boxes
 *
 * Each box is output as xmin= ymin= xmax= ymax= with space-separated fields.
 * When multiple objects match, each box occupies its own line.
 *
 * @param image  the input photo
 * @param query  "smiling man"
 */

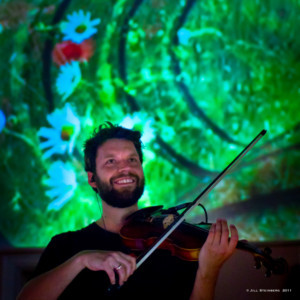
xmin=18 ymin=122 xmax=238 ymax=300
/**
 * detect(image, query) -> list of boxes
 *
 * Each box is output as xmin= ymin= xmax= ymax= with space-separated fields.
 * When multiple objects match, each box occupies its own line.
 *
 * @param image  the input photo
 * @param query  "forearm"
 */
xmin=17 ymin=254 xmax=84 ymax=300
xmin=189 ymin=268 xmax=219 ymax=300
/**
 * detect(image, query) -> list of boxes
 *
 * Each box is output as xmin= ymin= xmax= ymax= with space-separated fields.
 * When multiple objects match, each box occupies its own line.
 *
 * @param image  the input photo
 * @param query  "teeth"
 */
xmin=116 ymin=179 xmax=134 ymax=184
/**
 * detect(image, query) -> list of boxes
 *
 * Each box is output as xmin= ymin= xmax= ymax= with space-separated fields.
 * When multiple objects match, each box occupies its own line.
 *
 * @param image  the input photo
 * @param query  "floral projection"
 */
xmin=0 ymin=0 xmax=299 ymax=247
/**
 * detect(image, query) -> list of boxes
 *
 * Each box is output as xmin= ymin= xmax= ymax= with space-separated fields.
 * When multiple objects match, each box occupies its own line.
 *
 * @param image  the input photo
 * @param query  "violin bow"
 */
xmin=136 ymin=129 xmax=267 ymax=268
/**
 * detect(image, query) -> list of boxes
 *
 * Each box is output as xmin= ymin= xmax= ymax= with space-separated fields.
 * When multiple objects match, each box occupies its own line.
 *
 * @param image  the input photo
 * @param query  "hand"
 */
xmin=78 ymin=250 xmax=136 ymax=286
xmin=198 ymin=219 xmax=238 ymax=278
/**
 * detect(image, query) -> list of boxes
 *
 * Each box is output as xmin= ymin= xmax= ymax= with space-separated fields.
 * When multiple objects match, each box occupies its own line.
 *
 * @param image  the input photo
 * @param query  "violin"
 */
xmin=108 ymin=130 xmax=287 ymax=294
xmin=120 ymin=205 xmax=288 ymax=277
xmin=119 ymin=130 xmax=287 ymax=277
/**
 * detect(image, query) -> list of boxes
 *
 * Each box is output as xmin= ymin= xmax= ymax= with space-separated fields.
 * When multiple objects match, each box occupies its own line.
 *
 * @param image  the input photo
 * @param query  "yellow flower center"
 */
xmin=61 ymin=125 xmax=75 ymax=141
xmin=75 ymin=24 xmax=87 ymax=33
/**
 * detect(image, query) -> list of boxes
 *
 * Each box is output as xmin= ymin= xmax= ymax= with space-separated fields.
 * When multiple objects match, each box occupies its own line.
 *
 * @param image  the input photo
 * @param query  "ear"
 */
xmin=87 ymin=172 xmax=97 ymax=188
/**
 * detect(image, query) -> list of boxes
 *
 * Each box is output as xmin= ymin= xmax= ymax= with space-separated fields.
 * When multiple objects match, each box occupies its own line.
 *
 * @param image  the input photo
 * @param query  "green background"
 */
xmin=0 ymin=0 xmax=299 ymax=247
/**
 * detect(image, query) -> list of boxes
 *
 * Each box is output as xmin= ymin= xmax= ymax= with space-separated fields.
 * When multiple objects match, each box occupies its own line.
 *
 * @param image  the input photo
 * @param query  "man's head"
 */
xmin=84 ymin=122 xmax=144 ymax=208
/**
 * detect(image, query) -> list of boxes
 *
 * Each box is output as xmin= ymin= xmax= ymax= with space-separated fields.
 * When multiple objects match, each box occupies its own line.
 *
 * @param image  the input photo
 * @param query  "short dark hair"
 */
xmin=84 ymin=122 xmax=143 ymax=173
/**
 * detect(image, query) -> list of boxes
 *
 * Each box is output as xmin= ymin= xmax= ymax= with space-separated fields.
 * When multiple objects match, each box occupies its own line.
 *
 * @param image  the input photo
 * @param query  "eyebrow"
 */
xmin=101 ymin=152 xmax=139 ymax=159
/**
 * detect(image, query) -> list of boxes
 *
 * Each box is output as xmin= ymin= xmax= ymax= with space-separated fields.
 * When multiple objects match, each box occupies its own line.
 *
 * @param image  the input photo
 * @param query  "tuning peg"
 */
xmin=265 ymin=269 xmax=272 ymax=277
xmin=264 ymin=247 xmax=272 ymax=255
xmin=254 ymin=257 xmax=261 ymax=269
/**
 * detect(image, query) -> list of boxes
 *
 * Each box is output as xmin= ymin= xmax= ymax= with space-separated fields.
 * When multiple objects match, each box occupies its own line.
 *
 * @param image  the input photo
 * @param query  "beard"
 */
xmin=95 ymin=173 xmax=145 ymax=208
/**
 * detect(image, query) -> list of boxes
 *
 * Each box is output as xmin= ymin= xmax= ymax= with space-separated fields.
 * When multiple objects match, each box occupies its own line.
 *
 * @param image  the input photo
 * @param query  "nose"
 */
xmin=117 ymin=160 xmax=130 ymax=172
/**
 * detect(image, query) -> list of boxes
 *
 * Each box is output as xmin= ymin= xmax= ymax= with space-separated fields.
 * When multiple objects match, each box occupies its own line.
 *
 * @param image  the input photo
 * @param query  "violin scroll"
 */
xmin=251 ymin=246 xmax=288 ymax=277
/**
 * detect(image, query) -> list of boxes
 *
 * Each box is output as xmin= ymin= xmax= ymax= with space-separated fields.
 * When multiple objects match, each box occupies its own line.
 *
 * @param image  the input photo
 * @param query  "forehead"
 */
xmin=96 ymin=138 xmax=138 ymax=158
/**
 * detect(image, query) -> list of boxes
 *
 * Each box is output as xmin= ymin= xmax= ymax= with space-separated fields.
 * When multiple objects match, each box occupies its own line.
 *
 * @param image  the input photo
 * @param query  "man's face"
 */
xmin=92 ymin=138 xmax=145 ymax=208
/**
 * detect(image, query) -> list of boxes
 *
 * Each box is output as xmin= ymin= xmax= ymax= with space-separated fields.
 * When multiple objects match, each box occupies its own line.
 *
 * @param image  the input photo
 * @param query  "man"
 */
xmin=18 ymin=122 xmax=238 ymax=300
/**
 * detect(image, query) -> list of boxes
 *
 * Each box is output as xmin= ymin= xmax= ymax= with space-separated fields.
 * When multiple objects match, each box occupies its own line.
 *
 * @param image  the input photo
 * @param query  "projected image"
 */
xmin=0 ymin=0 xmax=299 ymax=247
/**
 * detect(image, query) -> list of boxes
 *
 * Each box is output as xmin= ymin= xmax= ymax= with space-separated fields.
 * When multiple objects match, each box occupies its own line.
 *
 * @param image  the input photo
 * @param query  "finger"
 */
xmin=111 ymin=253 xmax=136 ymax=281
xmin=114 ymin=253 xmax=136 ymax=277
xmin=115 ymin=265 xmax=125 ymax=285
xmin=111 ymin=262 xmax=127 ymax=286
xmin=205 ymin=223 xmax=216 ymax=245
xmin=123 ymin=253 xmax=136 ymax=275
xmin=213 ymin=219 xmax=222 ymax=245
xmin=220 ymin=219 xmax=229 ymax=247
xmin=103 ymin=256 xmax=124 ymax=285
xmin=228 ymin=224 xmax=239 ymax=252
xmin=105 ymin=266 xmax=117 ymax=285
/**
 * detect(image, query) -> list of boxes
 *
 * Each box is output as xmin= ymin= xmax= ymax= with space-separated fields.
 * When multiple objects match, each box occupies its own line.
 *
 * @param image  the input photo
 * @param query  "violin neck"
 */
xmin=236 ymin=240 xmax=263 ymax=256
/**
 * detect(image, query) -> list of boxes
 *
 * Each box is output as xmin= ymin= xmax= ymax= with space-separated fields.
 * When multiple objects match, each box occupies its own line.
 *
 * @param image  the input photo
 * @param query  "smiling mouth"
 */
xmin=113 ymin=177 xmax=136 ymax=186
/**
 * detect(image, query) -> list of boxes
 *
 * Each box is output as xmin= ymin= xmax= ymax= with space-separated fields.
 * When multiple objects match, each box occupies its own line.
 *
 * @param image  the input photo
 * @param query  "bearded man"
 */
xmin=18 ymin=122 xmax=238 ymax=300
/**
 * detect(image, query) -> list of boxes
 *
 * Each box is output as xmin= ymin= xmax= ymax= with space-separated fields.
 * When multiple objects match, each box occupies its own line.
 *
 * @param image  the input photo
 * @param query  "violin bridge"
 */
xmin=162 ymin=214 xmax=176 ymax=229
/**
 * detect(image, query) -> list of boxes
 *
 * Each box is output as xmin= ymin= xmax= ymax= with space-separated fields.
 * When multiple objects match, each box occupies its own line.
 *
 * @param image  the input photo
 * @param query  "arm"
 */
xmin=189 ymin=219 xmax=239 ymax=300
xmin=17 ymin=250 xmax=136 ymax=300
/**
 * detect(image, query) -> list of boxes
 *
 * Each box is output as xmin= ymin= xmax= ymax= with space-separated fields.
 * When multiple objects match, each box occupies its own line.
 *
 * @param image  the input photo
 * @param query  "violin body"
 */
xmin=120 ymin=206 xmax=288 ymax=277
xmin=121 ymin=206 xmax=207 ymax=261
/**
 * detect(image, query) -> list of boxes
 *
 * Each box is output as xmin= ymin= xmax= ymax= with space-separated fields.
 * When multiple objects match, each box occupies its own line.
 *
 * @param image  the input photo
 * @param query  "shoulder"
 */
xmin=51 ymin=222 xmax=99 ymax=242
xmin=47 ymin=222 xmax=105 ymax=252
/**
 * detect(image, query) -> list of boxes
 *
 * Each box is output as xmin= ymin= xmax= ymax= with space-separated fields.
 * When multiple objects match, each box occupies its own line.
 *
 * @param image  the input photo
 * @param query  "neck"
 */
xmin=97 ymin=202 xmax=138 ymax=233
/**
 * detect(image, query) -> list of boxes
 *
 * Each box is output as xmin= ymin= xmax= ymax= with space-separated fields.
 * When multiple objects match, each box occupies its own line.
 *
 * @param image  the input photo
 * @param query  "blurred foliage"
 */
xmin=0 ymin=0 xmax=299 ymax=247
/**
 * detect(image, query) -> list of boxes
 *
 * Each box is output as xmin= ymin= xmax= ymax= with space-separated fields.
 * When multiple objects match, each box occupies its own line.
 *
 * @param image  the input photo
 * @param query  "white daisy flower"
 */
xmin=61 ymin=10 xmax=101 ymax=44
xmin=45 ymin=161 xmax=77 ymax=210
xmin=120 ymin=113 xmax=155 ymax=144
xmin=177 ymin=28 xmax=192 ymax=45
xmin=56 ymin=61 xmax=81 ymax=101
xmin=38 ymin=103 xmax=80 ymax=159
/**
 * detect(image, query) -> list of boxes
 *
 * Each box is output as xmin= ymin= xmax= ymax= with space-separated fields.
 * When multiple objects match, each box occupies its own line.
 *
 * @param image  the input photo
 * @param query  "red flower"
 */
xmin=52 ymin=39 xmax=95 ymax=66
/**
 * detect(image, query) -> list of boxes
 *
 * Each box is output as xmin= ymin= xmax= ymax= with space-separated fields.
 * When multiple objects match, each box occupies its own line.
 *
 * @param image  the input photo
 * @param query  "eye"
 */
xmin=105 ymin=158 xmax=116 ymax=165
xmin=129 ymin=157 xmax=138 ymax=163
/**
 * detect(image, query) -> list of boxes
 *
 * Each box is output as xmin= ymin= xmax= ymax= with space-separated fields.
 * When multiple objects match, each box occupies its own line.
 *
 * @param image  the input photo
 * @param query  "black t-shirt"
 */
xmin=34 ymin=222 xmax=198 ymax=300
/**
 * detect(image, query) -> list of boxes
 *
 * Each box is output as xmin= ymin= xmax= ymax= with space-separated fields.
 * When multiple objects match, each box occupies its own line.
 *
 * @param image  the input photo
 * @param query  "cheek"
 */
xmin=96 ymin=169 xmax=111 ymax=182
xmin=136 ymin=167 xmax=144 ymax=178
